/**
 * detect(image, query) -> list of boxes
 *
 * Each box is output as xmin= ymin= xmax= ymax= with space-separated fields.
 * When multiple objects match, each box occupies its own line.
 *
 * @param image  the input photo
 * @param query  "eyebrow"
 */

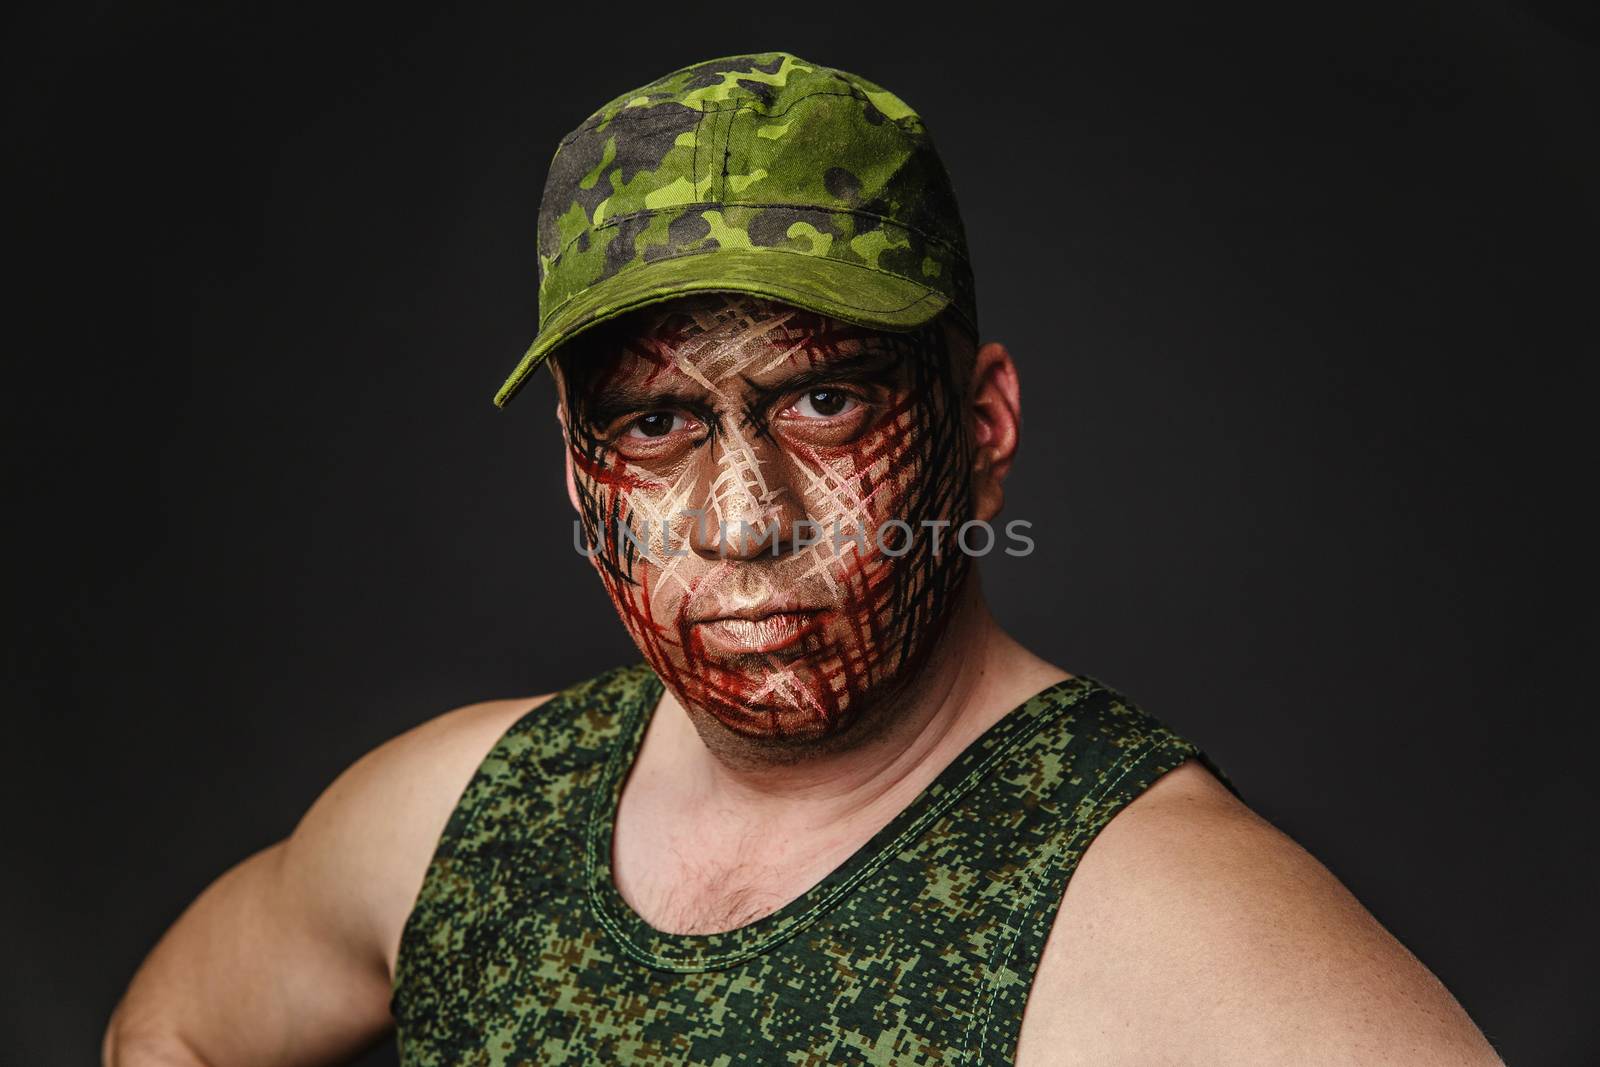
xmin=736 ymin=348 xmax=905 ymax=435
xmin=581 ymin=386 xmax=714 ymax=432
xmin=742 ymin=348 xmax=903 ymax=402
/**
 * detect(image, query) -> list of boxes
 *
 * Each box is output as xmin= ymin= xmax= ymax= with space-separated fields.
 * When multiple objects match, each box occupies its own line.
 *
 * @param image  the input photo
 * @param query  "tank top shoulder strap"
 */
xmin=951 ymin=674 xmax=1228 ymax=1062
xmin=390 ymin=662 xmax=657 ymax=1026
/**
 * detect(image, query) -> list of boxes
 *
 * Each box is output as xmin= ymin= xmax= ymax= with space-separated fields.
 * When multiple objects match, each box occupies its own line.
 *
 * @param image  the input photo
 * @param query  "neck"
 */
xmin=649 ymin=576 xmax=1064 ymax=830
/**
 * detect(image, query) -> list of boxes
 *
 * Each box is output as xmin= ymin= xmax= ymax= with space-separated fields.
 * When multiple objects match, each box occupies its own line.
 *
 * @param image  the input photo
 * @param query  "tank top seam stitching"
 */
xmin=391 ymin=722 xmax=535 ymax=1015
xmin=393 ymin=677 xmax=613 ymax=1015
xmin=587 ymin=680 xmax=1097 ymax=970
xmin=586 ymin=683 xmax=1083 ymax=969
xmin=962 ymin=734 xmax=1190 ymax=1065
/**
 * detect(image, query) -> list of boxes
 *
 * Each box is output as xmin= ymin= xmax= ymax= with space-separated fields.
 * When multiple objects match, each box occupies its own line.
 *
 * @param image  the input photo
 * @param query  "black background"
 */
xmin=6 ymin=3 xmax=1595 ymax=1064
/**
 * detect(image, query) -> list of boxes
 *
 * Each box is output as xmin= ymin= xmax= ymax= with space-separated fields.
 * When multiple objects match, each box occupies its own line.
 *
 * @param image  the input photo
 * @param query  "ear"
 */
xmin=555 ymin=398 xmax=582 ymax=514
xmin=969 ymin=340 xmax=1021 ymax=524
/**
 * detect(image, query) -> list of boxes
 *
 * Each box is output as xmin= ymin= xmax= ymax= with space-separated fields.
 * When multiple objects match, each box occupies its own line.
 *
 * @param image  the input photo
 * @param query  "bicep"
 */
xmin=111 ymin=840 xmax=394 ymax=1067
xmin=109 ymin=694 xmax=549 ymax=1067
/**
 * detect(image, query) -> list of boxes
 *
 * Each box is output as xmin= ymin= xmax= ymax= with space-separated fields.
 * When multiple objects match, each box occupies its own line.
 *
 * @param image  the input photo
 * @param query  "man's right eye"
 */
xmin=625 ymin=412 xmax=682 ymax=439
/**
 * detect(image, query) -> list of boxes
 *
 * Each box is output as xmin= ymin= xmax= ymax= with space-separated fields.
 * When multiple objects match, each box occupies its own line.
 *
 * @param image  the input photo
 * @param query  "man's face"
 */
xmin=556 ymin=294 xmax=973 ymax=749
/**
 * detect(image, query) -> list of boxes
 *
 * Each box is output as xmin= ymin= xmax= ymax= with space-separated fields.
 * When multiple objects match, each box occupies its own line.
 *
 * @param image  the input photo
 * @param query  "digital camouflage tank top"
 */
xmin=391 ymin=663 xmax=1214 ymax=1065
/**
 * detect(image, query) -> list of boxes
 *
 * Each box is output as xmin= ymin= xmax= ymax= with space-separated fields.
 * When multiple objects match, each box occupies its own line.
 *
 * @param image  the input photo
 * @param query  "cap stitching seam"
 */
xmin=718 ymin=103 xmax=735 ymax=204
xmin=541 ymin=204 xmax=970 ymax=282
xmin=556 ymin=87 xmax=909 ymax=152
xmin=536 ymin=244 xmax=950 ymax=335
xmin=690 ymin=105 xmax=707 ymax=205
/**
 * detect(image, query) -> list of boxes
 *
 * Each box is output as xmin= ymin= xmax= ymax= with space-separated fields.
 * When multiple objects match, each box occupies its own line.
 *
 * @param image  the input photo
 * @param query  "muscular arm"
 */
xmin=103 ymin=695 xmax=551 ymax=1067
xmin=1017 ymin=761 xmax=1503 ymax=1066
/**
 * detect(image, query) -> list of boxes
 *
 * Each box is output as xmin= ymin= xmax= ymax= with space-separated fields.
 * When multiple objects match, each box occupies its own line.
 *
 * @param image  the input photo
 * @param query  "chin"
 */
xmin=662 ymin=642 xmax=923 ymax=748
xmin=689 ymin=655 xmax=851 ymax=738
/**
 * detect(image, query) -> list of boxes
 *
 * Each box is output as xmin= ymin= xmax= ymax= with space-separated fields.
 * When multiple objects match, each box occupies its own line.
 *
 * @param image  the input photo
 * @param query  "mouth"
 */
xmin=691 ymin=609 xmax=825 ymax=656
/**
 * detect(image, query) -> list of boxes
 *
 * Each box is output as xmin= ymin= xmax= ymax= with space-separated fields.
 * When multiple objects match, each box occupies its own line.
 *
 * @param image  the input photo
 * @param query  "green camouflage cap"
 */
xmin=493 ymin=51 xmax=978 ymax=406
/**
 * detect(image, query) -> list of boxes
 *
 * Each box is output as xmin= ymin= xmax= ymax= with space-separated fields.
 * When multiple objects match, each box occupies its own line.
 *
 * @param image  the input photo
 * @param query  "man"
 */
xmin=105 ymin=53 xmax=1500 ymax=1066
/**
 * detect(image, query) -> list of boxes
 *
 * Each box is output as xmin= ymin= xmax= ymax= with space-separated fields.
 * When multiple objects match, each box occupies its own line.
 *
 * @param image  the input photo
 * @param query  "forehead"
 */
xmin=563 ymin=294 xmax=899 ymax=394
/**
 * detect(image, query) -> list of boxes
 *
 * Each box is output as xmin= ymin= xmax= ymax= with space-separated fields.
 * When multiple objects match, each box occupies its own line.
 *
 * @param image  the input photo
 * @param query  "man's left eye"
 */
xmin=624 ymin=412 xmax=685 ymax=438
xmin=790 ymin=389 xmax=859 ymax=419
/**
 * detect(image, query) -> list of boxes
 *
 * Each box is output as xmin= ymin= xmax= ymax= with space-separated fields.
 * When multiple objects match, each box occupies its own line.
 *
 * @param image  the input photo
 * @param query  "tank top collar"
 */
xmin=584 ymin=665 xmax=1102 ymax=972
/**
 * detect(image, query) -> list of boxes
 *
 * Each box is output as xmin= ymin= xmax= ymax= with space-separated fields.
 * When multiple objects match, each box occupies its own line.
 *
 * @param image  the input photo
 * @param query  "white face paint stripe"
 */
xmin=756 ymin=335 xmax=815 ymax=375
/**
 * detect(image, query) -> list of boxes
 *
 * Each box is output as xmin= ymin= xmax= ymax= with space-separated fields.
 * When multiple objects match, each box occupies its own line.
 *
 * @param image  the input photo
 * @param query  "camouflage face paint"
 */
xmin=557 ymin=294 xmax=973 ymax=750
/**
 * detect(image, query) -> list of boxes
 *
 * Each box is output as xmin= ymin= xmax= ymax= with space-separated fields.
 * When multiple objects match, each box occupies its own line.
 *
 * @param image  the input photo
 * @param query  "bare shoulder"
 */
xmin=1016 ymin=761 xmax=1502 ymax=1066
xmin=278 ymin=691 xmax=558 ymax=980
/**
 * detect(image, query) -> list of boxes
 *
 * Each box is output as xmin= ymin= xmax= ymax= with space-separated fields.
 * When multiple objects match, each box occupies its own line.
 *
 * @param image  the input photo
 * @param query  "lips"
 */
xmin=692 ymin=610 xmax=824 ymax=655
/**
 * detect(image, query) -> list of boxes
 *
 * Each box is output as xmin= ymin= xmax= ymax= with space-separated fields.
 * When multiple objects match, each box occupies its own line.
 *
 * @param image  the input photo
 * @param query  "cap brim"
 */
xmin=492 ymin=248 xmax=950 ymax=407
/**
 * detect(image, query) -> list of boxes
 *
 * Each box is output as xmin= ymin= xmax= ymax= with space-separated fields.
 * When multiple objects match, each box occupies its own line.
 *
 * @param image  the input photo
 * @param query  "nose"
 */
xmin=688 ymin=427 xmax=804 ymax=560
